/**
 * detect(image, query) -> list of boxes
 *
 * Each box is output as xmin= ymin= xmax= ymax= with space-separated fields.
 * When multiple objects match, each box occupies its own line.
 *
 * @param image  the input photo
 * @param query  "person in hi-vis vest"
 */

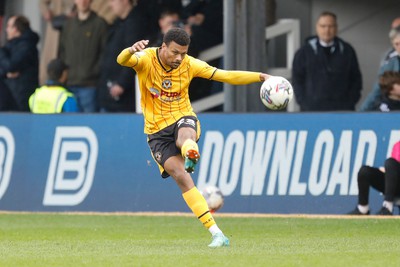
xmin=29 ymin=59 xmax=79 ymax=113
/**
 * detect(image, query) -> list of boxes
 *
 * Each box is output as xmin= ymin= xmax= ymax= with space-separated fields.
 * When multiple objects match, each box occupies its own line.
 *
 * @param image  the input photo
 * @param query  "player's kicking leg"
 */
xmin=182 ymin=186 xmax=229 ymax=248
xmin=164 ymin=116 xmax=229 ymax=247
xmin=164 ymin=156 xmax=229 ymax=248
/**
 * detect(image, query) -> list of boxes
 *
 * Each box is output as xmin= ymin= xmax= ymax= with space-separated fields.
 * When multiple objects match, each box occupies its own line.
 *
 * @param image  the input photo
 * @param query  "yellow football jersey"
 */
xmin=117 ymin=47 xmax=261 ymax=134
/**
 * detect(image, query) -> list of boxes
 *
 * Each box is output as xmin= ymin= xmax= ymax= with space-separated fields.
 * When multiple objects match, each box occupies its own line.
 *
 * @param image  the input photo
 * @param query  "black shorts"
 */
xmin=148 ymin=116 xmax=200 ymax=178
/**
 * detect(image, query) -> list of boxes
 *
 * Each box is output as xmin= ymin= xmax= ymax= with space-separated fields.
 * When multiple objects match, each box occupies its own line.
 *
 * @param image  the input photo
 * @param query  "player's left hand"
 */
xmin=129 ymin=40 xmax=149 ymax=54
xmin=259 ymin=73 xmax=270 ymax=81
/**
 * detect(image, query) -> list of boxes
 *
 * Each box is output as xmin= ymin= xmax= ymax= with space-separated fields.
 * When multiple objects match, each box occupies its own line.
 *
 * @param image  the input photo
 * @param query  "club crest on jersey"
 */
xmin=150 ymin=87 xmax=160 ymax=98
xmin=155 ymin=152 xmax=162 ymax=163
xmin=162 ymin=79 xmax=172 ymax=89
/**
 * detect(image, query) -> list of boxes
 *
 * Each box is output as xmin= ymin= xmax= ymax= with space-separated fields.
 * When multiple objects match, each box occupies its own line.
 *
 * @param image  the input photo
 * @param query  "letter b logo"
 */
xmin=43 ymin=127 xmax=98 ymax=206
xmin=0 ymin=126 xmax=15 ymax=200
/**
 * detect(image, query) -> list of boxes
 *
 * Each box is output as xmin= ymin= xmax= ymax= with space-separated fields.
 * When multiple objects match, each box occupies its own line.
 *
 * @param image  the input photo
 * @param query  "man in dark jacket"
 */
xmin=59 ymin=0 xmax=108 ymax=112
xmin=0 ymin=15 xmax=39 ymax=111
xmin=97 ymin=0 xmax=148 ymax=112
xmin=292 ymin=11 xmax=362 ymax=111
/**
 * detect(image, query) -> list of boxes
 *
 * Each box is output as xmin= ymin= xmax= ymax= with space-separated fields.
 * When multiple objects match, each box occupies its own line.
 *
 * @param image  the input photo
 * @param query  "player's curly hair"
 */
xmin=163 ymin=27 xmax=190 ymax=47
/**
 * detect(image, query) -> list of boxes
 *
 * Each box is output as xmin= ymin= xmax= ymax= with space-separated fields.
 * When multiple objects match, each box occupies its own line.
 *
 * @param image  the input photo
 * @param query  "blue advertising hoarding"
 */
xmin=0 ymin=113 xmax=398 ymax=214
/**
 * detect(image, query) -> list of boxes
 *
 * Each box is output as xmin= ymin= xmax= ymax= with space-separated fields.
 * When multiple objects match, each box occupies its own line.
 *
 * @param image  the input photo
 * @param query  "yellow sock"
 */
xmin=182 ymin=187 xmax=215 ymax=229
xmin=181 ymin=139 xmax=199 ymax=158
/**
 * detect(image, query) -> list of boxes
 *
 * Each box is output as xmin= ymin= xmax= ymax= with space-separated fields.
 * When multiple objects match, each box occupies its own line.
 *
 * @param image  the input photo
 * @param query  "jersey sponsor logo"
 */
xmin=0 ymin=126 xmax=15 ymax=200
xmin=43 ymin=126 xmax=98 ymax=206
xmin=160 ymin=89 xmax=181 ymax=102
xmin=150 ymin=87 xmax=160 ymax=98
xmin=197 ymin=129 xmax=400 ymax=197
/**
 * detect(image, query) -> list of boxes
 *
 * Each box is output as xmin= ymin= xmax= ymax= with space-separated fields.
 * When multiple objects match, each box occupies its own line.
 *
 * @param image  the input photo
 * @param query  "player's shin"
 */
xmin=182 ymin=187 xmax=215 ymax=229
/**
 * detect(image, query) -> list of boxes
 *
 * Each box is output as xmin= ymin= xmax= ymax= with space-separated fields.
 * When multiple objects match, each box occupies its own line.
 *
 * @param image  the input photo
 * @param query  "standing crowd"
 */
xmin=0 ymin=0 xmax=223 ymax=113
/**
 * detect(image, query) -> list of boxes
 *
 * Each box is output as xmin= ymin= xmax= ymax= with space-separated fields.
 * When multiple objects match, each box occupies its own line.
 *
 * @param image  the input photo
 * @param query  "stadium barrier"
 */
xmin=0 ymin=112 xmax=398 ymax=214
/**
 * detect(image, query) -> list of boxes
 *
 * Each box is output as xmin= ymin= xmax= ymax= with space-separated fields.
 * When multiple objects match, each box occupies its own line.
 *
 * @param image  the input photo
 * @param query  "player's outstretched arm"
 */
xmin=117 ymin=40 xmax=149 ymax=67
xmin=211 ymin=69 xmax=270 ymax=85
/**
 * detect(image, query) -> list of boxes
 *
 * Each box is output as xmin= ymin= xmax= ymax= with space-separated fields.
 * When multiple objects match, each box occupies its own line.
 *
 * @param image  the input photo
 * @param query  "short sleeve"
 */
xmin=189 ymin=57 xmax=217 ymax=79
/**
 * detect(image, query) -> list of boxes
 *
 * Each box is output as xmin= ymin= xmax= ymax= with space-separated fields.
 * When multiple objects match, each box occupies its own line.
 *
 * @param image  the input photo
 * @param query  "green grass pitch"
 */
xmin=0 ymin=213 xmax=399 ymax=267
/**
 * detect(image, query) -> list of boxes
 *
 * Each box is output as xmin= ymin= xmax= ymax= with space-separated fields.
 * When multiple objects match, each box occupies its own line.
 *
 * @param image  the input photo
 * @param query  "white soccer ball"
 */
xmin=260 ymin=76 xmax=293 ymax=110
xmin=201 ymin=186 xmax=224 ymax=212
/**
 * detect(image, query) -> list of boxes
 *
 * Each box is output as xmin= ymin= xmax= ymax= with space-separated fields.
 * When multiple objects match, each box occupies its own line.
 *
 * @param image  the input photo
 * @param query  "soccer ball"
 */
xmin=201 ymin=186 xmax=224 ymax=212
xmin=260 ymin=76 xmax=293 ymax=110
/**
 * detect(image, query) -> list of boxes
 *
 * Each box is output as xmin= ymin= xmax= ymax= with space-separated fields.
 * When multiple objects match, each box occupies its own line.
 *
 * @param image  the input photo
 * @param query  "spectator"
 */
xmin=371 ymin=71 xmax=400 ymax=111
xmin=348 ymin=141 xmax=400 ymax=216
xmin=39 ymin=0 xmax=76 ymax=85
xmin=91 ymin=0 xmax=116 ymax=24
xmin=59 ymin=0 xmax=108 ymax=112
xmin=380 ymin=17 xmax=400 ymax=67
xmin=182 ymin=0 xmax=223 ymax=106
xmin=292 ymin=11 xmax=362 ymax=111
xmin=97 ymin=0 xmax=148 ymax=112
xmin=183 ymin=0 xmax=223 ymax=57
xmin=359 ymin=26 xmax=400 ymax=111
xmin=29 ymin=59 xmax=79 ymax=113
xmin=0 ymin=15 xmax=39 ymax=111
xmin=150 ymin=9 xmax=181 ymax=47
xmin=137 ymin=0 xmax=182 ymax=44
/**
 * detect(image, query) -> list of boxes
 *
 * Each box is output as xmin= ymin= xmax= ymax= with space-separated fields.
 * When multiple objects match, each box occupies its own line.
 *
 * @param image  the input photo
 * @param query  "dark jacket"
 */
xmin=98 ymin=5 xmax=148 ymax=112
xmin=0 ymin=29 xmax=39 ymax=111
xmin=292 ymin=36 xmax=362 ymax=111
xmin=185 ymin=0 xmax=223 ymax=56
xmin=59 ymin=11 xmax=108 ymax=87
xmin=373 ymin=94 xmax=400 ymax=112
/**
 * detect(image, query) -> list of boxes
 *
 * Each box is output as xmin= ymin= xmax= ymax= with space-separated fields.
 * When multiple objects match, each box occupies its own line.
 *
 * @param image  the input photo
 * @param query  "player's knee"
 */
xmin=171 ymin=170 xmax=193 ymax=189
xmin=177 ymin=128 xmax=196 ymax=144
xmin=169 ymin=168 xmax=186 ymax=181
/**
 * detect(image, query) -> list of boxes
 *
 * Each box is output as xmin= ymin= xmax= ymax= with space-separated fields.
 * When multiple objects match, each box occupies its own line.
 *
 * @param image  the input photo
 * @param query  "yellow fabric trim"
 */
xmin=181 ymin=139 xmax=198 ymax=158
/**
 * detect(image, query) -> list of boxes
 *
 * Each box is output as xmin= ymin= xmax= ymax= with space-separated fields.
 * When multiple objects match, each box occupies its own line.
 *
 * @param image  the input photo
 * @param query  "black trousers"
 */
xmin=358 ymin=158 xmax=400 ymax=205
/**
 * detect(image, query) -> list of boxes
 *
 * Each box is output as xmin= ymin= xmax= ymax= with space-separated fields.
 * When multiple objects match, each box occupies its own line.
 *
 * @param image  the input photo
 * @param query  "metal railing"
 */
xmin=135 ymin=19 xmax=300 ymax=113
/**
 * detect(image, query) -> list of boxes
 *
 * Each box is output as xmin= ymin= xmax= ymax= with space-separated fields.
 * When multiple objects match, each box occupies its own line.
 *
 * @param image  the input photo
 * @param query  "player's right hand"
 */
xmin=129 ymin=40 xmax=149 ymax=54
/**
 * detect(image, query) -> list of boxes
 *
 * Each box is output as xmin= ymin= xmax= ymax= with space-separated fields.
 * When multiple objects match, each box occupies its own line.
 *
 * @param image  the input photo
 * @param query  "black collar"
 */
xmin=156 ymin=47 xmax=173 ymax=73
